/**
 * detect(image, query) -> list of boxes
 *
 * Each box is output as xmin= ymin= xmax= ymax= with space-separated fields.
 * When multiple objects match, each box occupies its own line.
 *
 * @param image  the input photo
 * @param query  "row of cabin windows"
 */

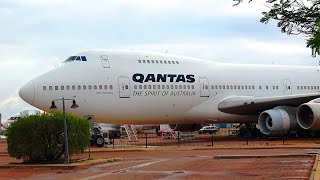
xmin=138 ymin=59 xmax=179 ymax=64
xmin=134 ymin=84 xmax=195 ymax=90
xmin=43 ymin=85 xmax=113 ymax=91
xmin=209 ymin=85 xmax=280 ymax=90
xmin=297 ymin=86 xmax=320 ymax=90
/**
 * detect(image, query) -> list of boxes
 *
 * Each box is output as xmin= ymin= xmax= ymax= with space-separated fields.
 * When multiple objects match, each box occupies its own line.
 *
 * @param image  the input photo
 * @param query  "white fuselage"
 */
xmin=19 ymin=49 xmax=320 ymax=125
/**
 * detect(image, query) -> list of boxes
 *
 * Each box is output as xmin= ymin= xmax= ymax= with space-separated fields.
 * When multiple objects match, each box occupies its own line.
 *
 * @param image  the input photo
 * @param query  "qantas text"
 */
xmin=132 ymin=73 xmax=195 ymax=83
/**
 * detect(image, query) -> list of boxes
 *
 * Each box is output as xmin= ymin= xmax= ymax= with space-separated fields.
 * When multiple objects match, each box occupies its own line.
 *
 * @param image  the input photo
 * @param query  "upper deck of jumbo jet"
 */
xmin=57 ymin=49 xmax=318 ymax=74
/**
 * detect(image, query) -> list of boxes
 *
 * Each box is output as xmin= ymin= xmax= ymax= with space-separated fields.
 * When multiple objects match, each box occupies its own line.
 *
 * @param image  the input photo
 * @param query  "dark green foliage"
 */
xmin=6 ymin=111 xmax=90 ymax=162
xmin=235 ymin=0 xmax=320 ymax=57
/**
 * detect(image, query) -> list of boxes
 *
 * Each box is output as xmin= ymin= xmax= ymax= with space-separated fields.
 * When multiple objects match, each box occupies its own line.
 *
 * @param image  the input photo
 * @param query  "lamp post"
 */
xmin=50 ymin=98 xmax=79 ymax=164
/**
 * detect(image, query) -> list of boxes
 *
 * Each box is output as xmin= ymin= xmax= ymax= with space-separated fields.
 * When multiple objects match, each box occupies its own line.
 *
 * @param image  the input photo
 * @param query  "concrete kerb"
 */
xmin=213 ymin=154 xmax=314 ymax=159
xmin=0 ymin=158 xmax=121 ymax=170
xmin=310 ymin=154 xmax=320 ymax=180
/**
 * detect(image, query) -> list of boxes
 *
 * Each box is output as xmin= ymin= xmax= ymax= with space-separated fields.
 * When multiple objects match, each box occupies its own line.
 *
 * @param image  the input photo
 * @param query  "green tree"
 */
xmin=6 ymin=111 xmax=90 ymax=162
xmin=234 ymin=0 xmax=320 ymax=57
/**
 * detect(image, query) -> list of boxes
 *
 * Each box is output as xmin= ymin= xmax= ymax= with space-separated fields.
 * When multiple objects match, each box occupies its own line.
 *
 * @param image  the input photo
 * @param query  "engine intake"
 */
xmin=297 ymin=101 xmax=320 ymax=130
xmin=258 ymin=106 xmax=297 ymax=136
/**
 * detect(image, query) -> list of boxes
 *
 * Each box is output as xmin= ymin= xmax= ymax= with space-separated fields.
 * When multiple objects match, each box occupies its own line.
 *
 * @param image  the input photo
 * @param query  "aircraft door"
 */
xmin=119 ymin=76 xmax=130 ymax=98
xmin=199 ymin=77 xmax=210 ymax=97
xmin=283 ymin=79 xmax=292 ymax=95
xmin=100 ymin=55 xmax=110 ymax=68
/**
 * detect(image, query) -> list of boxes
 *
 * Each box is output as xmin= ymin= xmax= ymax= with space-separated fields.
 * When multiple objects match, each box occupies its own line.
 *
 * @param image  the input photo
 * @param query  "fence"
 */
xmin=100 ymin=129 xmax=319 ymax=149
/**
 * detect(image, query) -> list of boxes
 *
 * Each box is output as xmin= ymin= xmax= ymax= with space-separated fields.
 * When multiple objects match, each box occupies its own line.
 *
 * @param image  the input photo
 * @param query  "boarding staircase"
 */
xmin=124 ymin=125 xmax=138 ymax=142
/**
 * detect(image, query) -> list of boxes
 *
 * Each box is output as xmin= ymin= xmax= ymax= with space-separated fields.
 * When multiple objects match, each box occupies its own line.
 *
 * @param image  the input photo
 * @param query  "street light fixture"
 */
xmin=50 ymin=98 xmax=79 ymax=164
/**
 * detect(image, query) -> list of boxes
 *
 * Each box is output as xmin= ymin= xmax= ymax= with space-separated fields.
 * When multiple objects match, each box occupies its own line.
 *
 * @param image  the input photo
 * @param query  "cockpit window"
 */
xmin=63 ymin=56 xmax=87 ymax=63
xmin=64 ymin=56 xmax=77 ymax=63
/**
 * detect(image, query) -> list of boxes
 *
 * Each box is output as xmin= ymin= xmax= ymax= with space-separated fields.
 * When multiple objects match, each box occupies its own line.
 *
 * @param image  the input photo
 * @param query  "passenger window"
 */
xmin=248 ymin=86 xmax=251 ymax=90
xmin=219 ymin=85 xmax=222 ymax=89
xmin=83 ymin=85 xmax=86 ymax=90
xmin=191 ymin=85 xmax=194 ymax=89
xmin=99 ymin=85 xmax=102 ymax=90
xmin=138 ymin=60 xmax=141 ymax=63
xmin=143 ymin=60 xmax=146 ymax=63
xmin=78 ymin=85 xmax=81 ymax=90
xmin=167 ymin=85 xmax=170 ymax=89
xmin=175 ymin=85 xmax=178 ymax=89
xmin=154 ymin=85 xmax=157 ymax=89
xmin=230 ymin=85 xmax=233 ymax=90
xmin=297 ymin=86 xmax=300 ymax=90
xmin=61 ymin=86 xmax=64 ymax=90
xmin=176 ymin=61 xmax=179 ymax=64
xmin=187 ymin=85 xmax=190 ymax=89
xmin=266 ymin=86 xmax=268 ymax=89
xmin=252 ymin=86 xmax=255 ymax=89
xmin=273 ymin=86 xmax=275 ymax=90
xmin=109 ymin=85 xmax=113 ymax=89
xmin=226 ymin=85 xmax=229 ymax=89
xmin=171 ymin=85 xmax=174 ymax=89
xmin=234 ymin=85 xmax=237 ymax=89
xmin=172 ymin=61 xmax=175 ymax=64
xmin=43 ymin=86 xmax=46 ymax=91
xmin=149 ymin=85 xmax=152 ymax=89
xmin=156 ymin=60 xmax=159 ymax=64
xmin=144 ymin=85 xmax=147 ymax=89
xmin=139 ymin=85 xmax=142 ymax=89
xmin=158 ymin=85 xmax=161 ymax=89
xmin=168 ymin=61 xmax=171 ymax=64
xmin=125 ymin=85 xmax=128 ymax=89
xmin=314 ymin=86 xmax=316 ymax=90
xmin=72 ymin=86 xmax=75 ymax=90
xmin=241 ymin=85 xmax=244 ymax=90
xmin=183 ymin=85 xmax=186 ymax=89
xmin=164 ymin=61 xmax=167 ymax=64
xmin=223 ymin=85 xmax=225 ymax=89
xmin=308 ymin=86 xmax=310 ymax=90
xmin=162 ymin=85 xmax=165 ymax=89
xmin=66 ymin=85 xmax=70 ymax=90
xmin=160 ymin=60 xmax=163 ymax=64
xmin=215 ymin=85 xmax=218 ymax=89
xmin=147 ymin=60 xmax=150 ymax=63
xmin=317 ymin=86 xmax=319 ymax=89
xmin=104 ymin=85 xmax=108 ymax=89
xmin=151 ymin=60 xmax=154 ymax=64
xmin=179 ymin=85 xmax=182 ymax=89
xmin=245 ymin=85 xmax=247 ymax=89
xmin=238 ymin=85 xmax=240 ymax=89
xmin=304 ymin=86 xmax=306 ymax=89
xmin=94 ymin=85 xmax=97 ymax=90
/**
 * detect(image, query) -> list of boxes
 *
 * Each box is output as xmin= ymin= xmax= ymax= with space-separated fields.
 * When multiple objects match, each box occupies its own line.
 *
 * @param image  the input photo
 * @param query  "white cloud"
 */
xmin=4 ymin=0 xmax=266 ymax=21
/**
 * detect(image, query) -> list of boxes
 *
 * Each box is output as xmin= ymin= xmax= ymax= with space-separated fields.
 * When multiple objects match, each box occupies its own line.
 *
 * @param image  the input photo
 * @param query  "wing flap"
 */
xmin=218 ymin=93 xmax=320 ymax=115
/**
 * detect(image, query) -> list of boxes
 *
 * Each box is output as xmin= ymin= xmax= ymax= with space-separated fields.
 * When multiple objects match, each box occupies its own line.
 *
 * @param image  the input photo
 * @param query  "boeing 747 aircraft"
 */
xmin=18 ymin=49 xmax=320 ymax=135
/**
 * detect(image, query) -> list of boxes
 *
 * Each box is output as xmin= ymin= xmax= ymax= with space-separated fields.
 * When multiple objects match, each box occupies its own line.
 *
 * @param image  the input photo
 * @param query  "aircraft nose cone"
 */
xmin=19 ymin=80 xmax=35 ymax=105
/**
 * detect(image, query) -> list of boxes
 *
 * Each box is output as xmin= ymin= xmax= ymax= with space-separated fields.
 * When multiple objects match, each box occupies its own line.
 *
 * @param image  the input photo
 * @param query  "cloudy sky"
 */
xmin=0 ymin=0 xmax=317 ymax=120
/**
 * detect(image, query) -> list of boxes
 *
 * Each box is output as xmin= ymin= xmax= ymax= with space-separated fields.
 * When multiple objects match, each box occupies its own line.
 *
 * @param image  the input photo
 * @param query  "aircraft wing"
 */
xmin=218 ymin=93 xmax=320 ymax=115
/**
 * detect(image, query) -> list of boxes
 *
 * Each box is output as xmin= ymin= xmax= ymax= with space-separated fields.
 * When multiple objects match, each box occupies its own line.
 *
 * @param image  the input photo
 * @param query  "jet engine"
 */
xmin=169 ymin=124 xmax=201 ymax=132
xmin=297 ymin=99 xmax=320 ymax=130
xmin=258 ymin=106 xmax=298 ymax=136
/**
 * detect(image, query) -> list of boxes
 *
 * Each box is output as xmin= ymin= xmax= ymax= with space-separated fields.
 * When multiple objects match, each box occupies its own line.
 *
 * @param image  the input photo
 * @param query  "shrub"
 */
xmin=6 ymin=111 xmax=90 ymax=162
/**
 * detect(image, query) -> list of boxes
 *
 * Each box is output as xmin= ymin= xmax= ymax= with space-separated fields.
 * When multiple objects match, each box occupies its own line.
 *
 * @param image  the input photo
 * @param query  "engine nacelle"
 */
xmin=258 ymin=106 xmax=298 ymax=136
xmin=169 ymin=124 xmax=201 ymax=132
xmin=297 ymin=100 xmax=320 ymax=130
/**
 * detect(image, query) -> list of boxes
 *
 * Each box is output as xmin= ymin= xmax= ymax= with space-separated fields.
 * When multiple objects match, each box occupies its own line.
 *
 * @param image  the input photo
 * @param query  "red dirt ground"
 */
xmin=0 ymin=138 xmax=318 ymax=179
